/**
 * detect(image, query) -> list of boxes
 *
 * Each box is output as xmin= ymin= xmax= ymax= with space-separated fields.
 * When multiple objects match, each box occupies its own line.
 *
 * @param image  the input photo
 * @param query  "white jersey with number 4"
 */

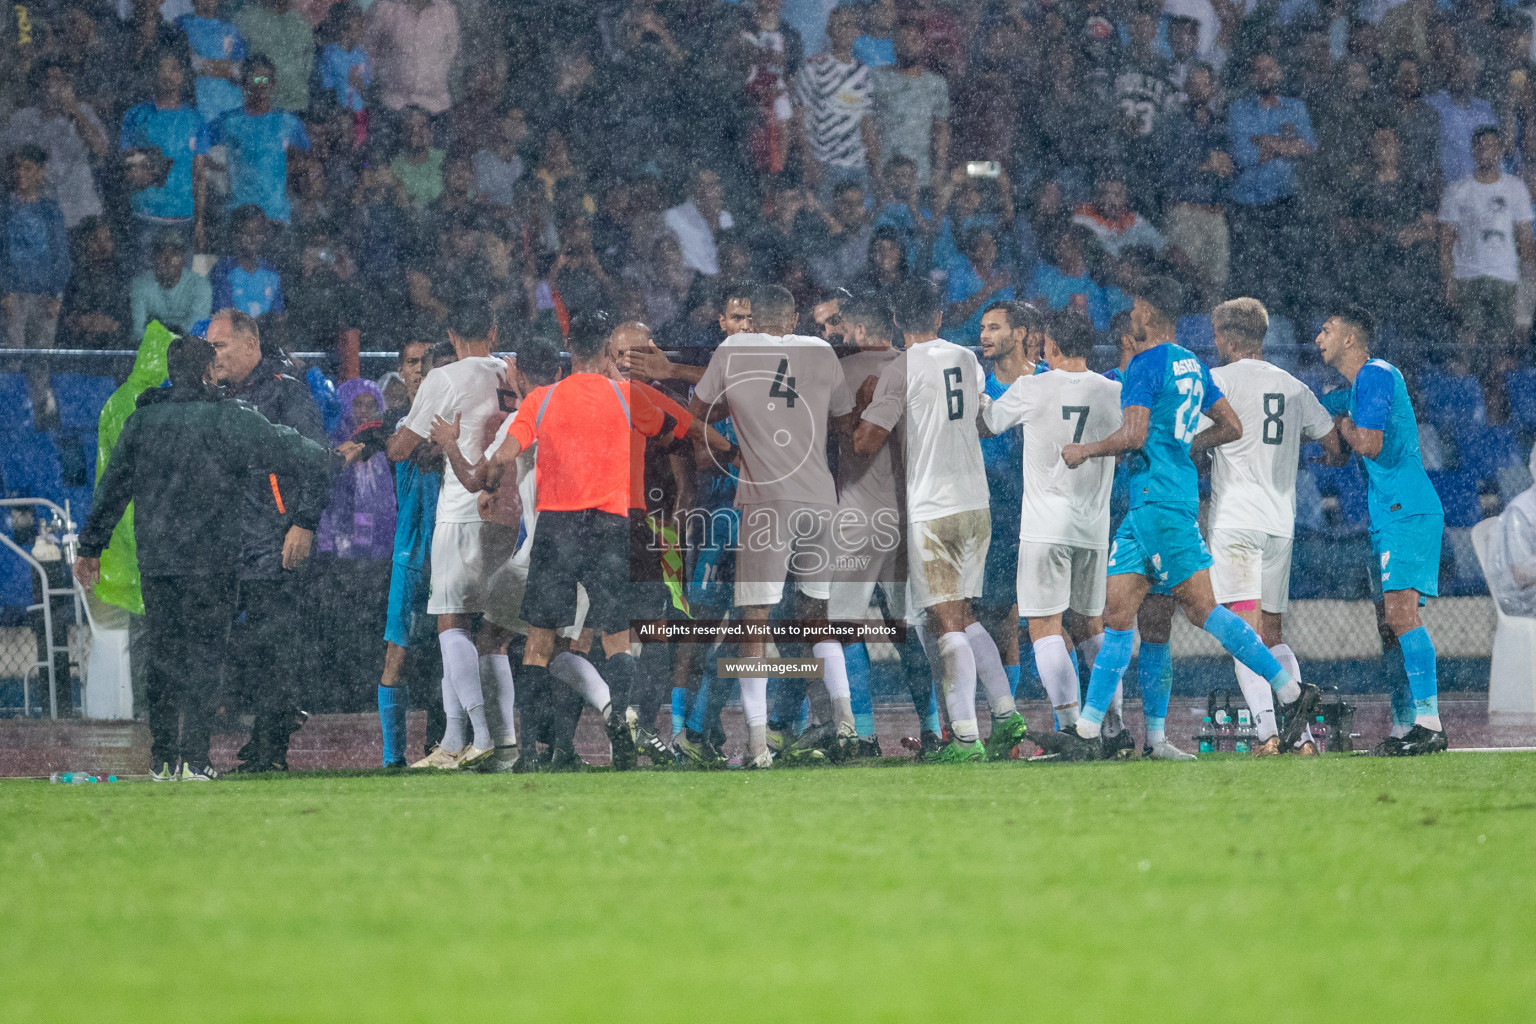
xmin=1208 ymin=358 xmax=1334 ymax=538
xmin=861 ymin=338 xmax=989 ymax=523
xmin=983 ymin=368 xmax=1123 ymax=549
xmin=693 ymin=332 xmax=854 ymax=507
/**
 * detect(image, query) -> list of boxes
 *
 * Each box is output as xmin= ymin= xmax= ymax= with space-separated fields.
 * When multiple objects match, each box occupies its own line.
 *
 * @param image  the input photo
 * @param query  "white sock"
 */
xmin=1234 ymin=659 xmax=1278 ymax=742
xmin=1077 ymin=632 xmax=1104 ymax=674
xmin=440 ymin=675 xmax=465 ymax=752
xmin=740 ymin=677 xmax=768 ymax=754
xmin=1269 ymin=644 xmax=1302 ymax=743
xmin=440 ymin=628 xmax=489 ymax=750
xmin=814 ymin=641 xmax=855 ymax=729
xmin=938 ymin=632 xmax=979 ymax=742
xmin=964 ymin=621 xmax=1016 ymax=719
xmin=1147 ymin=721 xmax=1166 ymax=744
xmin=1075 ymin=716 xmax=1102 ymax=738
xmin=480 ymin=654 xmax=517 ymax=747
xmin=1033 ymin=634 xmax=1080 ymax=725
xmin=1276 ymin=678 xmax=1302 ymax=704
xmin=549 ymin=651 xmax=610 ymax=711
xmin=1389 ymin=723 xmax=1412 ymax=739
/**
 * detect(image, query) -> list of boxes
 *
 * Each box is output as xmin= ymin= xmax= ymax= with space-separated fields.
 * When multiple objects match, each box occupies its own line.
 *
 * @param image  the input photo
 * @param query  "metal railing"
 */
xmin=0 ymin=497 xmax=90 ymax=719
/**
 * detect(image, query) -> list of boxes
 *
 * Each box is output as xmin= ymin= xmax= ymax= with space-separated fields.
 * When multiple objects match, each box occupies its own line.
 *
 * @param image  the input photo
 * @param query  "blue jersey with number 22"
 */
xmin=1121 ymin=342 xmax=1220 ymax=508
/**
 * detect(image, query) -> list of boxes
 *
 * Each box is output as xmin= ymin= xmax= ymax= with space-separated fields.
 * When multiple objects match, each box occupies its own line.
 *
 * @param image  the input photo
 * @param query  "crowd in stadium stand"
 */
xmin=7 ymin=0 xmax=1536 ymax=724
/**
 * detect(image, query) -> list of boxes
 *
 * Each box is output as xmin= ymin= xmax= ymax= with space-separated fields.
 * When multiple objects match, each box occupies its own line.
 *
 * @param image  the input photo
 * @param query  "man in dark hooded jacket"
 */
xmin=75 ymin=335 xmax=334 ymax=781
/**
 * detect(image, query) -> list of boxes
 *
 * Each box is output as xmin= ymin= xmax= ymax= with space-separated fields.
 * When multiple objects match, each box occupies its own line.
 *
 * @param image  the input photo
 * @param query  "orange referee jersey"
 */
xmin=508 ymin=374 xmax=692 ymax=516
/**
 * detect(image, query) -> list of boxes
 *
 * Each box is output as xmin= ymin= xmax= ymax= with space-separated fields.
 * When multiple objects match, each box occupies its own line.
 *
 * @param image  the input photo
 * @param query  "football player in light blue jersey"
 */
xmin=1316 ymin=307 xmax=1448 ymax=755
xmin=1043 ymin=278 xmax=1315 ymax=760
xmin=975 ymin=300 xmax=1039 ymax=748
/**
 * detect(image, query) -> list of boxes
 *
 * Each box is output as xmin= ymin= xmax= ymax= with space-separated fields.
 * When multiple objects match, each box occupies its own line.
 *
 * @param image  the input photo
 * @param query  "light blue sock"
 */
xmin=922 ymin=688 xmax=942 ymax=736
xmin=845 ymin=642 xmax=876 ymax=738
xmin=1137 ymin=642 xmax=1172 ymax=722
xmin=1082 ymin=628 xmax=1136 ymax=724
xmin=1398 ymin=626 xmax=1440 ymax=723
xmin=1003 ymin=663 xmax=1020 ymax=698
xmin=687 ymin=676 xmax=713 ymax=734
xmin=377 ymin=685 xmax=405 ymax=766
xmin=1202 ymin=606 xmax=1288 ymax=687
xmin=671 ymin=687 xmax=686 ymax=737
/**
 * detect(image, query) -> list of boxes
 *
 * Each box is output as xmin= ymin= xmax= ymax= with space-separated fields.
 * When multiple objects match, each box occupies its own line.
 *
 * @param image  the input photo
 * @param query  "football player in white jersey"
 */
xmin=856 ymin=282 xmax=1024 ymax=761
xmin=981 ymin=309 xmax=1123 ymax=757
xmin=691 ymin=285 xmax=858 ymax=768
xmin=1205 ymin=298 xmax=1337 ymax=755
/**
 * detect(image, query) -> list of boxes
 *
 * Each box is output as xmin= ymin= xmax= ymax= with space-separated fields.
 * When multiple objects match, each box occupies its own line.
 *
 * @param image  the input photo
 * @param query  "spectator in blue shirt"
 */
xmin=209 ymin=55 xmax=311 ymax=225
xmin=1423 ymin=53 xmax=1498 ymax=187
xmin=2 ymin=145 xmax=71 ymax=427
xmin=177 ymin=0 xmax=247 ymax=121
xmin=210 ymin=204 xmax=285 ymax=322
xmin=1227 ymin=52 xmax=1316 ymax=318
xmin=943 ymin=226 xmax=1013 ymax=344
xmin=119 ymin=51 xmax=209 ymax=262
xmin=318 ymin=4 xmax=372 ymax=116
xmin=1027 ymin=223 xmax=1131 ymax=331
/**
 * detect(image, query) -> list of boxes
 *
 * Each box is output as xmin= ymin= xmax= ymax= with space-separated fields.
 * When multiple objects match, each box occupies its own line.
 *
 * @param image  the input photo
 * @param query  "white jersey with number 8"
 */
xmin=1207 ymin=358 xmax=1335 ymax=538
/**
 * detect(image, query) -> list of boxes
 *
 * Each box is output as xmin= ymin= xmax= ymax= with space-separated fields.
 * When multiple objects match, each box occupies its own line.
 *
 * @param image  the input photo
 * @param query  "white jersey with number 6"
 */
xmin=861 ymin=338 xmax=989 ymax=523
xmin=693 ymin=332 xmax=854 ymax=507
xmin=983 ymin=368 xmax=1123 ymax=549
xmin=1207 ymin=358 xmax=1334 ymax=538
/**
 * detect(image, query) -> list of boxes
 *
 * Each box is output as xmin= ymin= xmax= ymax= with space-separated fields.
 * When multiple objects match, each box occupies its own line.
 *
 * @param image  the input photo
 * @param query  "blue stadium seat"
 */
xmin=1311 ymin=457 xmax=1371 ymax=535
xmin=1453 ymin=423 xmax=1521 ymax=484
xmin=1441 ymin=526 xmax=1486 ymax=596
xmin=50 ymin=374 xmax=117 ymax=433
xmin=1417 ymin=371 xmax=1486 ymax=429
xmin=1175 ymin=315 xmax=1216 ymax=361
xmin=1507 ymin=369 xmax=1536 ymax=429
xmin=1427 ymin=470 xmax=1482 ymax=527
xmin=0 ymin=374 xmax=32 ymax=434
xmin=0 ymin=433 xmax=64 ymax=505
xmin=0 ymin=516 xmax=33 ymax=613
xmin=1263 ymin=315 xmax=1304 ymax=370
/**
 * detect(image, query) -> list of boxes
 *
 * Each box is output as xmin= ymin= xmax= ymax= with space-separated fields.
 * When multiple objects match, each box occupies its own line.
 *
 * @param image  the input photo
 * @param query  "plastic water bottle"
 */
xmin=1213 ymin=708 xmax=1235 ymax=752
xmin=1197 ymin=716 xmax=1216 ymax=754
xmin=1235 ymin=708 xmax=1253 ymax=754
xmin=48 ymin=772 xmax=116 ymax=783
xmin=1312 ymin=714 xmax=1329 ymax=754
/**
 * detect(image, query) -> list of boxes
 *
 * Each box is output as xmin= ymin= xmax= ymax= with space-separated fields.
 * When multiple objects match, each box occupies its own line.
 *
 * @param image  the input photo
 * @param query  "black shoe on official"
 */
xmin=605 ymin=709 xmax=638 ymax=771
xmin=1031 ymin=727 xmax=1104 ymax=762
xmin=635 ymin=726 xmax=675 ymax=766
xmin=919 ymin=730 xmax=944 ymax=760
xmin=548 ymin=747 xmax=589 ymax=772
xmin=1390 ymin=724 xmax=1449 ymax=756
xmin=177 ymin=761 xmax=220 ymax=781
xmin=1101 ymin=727 xmax=1139 ymax=760
xmin=1276 ymin=682 xmax=1321 ymax=750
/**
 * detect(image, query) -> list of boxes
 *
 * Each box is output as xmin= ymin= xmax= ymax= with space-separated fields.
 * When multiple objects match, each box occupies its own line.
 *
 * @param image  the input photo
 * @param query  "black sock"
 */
xmin=600 ymin=651 xmax=637 ymax=717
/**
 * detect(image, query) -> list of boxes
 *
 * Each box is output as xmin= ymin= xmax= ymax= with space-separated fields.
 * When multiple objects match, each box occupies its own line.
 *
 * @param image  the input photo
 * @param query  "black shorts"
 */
xmin=524 ymin=509 xmax=632 ymax=635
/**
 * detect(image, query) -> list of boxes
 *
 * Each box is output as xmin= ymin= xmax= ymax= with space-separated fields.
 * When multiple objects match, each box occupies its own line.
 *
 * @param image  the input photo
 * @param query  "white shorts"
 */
xmin=427 ymin=521 xmax=517 ymax=615
xmin=826 ymin=512 xmax=906 ymax=621
xmin=734 ymin=501 xmax=835 ymax=608
xmin=1208 ymin=528 xmax=1293 ymax=614
xmin=907 ymin=509 xmax=990 ymax=613
xmin=1016 ymin=541 xmax=1107 ymax=619
xmin=483 ymin=533 xmax=589 ymax=639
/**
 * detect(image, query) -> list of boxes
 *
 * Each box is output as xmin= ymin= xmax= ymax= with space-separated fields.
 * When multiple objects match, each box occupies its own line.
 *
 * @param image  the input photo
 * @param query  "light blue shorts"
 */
xmin=1107 ymin=502 xmax=1212 ymax=591
xmin=1371 ymin=513 xmax=1443 ymax=599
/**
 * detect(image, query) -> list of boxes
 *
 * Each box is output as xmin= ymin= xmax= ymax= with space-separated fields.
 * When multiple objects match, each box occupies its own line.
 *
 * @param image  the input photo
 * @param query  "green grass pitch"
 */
xmin=3 ymin=754 xmax=1534 ymax=1022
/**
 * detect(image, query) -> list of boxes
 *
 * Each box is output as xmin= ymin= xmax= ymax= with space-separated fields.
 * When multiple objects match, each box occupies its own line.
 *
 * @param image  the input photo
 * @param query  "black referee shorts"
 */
xmin=524 ymin=509 xmax=632 ymax=636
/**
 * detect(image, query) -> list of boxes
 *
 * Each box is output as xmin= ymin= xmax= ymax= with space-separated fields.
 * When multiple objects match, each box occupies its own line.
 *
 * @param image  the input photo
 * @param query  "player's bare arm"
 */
xmin=1335 ymin=414 xmax=1384 ymax=460
xmin=428 ymin=413 xmax=490 ymax=493
xmin=625 ymin=340 xmax=706 ymax=386
xmin=852 ymin=418 xmax=891 ymax=457
xmin=830 ymin=410 xmax=859 ymax=437
xmin=689 ymin=394 xmax=733 ymax=424
xmin=1189 ymin=397 xmax=1243 ymax=453
xmin=1062 ymin=404 xmax=1149 ymax=468
xmin=386 ymin=424 xmax=424 ymax=462
xmin=1312 ymin=424 xmax=1349 ymax=466
xmin=483 ymin=432 xmax=526 ymax=492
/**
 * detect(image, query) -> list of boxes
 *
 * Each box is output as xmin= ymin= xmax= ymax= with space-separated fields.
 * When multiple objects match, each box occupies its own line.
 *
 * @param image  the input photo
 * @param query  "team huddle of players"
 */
xmin=380 ymin=272 xmax=1451 ymax=772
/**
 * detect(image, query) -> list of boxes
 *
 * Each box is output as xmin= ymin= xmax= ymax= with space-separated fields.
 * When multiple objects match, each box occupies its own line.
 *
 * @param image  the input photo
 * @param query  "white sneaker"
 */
xmin=410 ymin=744 xmax=464 ymax=769
xmin=457 ymin=744 xmax=494 ymax=770
xmin=1146 ymin=739 xmax=1197 ymax=761
xmin=741 ymin=750 xmax=774 ymax=770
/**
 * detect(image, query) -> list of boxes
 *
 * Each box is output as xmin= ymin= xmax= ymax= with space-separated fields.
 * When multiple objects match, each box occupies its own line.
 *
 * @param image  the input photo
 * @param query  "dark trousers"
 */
xmin=1229 ymin=196 xmax=1307 ymax=317
xmin=141 ymin=573 xmax=237 ymax=767
xmin=230 ymin=575 xmax=306 ymax=763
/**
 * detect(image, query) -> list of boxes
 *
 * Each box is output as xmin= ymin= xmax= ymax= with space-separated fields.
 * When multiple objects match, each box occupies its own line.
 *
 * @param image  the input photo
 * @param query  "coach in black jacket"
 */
xmin=206 ymin=308 xmax=332 ymax=772
xmin=75 ymin=336 xmax=334 ymax=780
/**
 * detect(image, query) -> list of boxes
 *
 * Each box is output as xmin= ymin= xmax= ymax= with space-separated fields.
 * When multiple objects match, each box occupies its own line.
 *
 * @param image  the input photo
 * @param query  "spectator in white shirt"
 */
xmin=664 ymin=167 xmax=734 ymax=277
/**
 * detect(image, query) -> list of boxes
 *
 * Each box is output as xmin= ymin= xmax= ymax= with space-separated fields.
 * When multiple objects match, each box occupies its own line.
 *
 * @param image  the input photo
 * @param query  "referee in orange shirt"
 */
xmin=484 ymin=311 xmax=727 ymax=768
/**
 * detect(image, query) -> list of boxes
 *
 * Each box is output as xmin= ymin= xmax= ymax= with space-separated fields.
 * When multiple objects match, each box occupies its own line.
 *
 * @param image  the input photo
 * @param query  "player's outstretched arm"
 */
xmin=1063 ymin=404 xmax=1148 ymax=468
xmin=1189 ymin=397 xmax=1242 ymax=453
xmin=1312 ymin=425 xmax=1350 ymax=466
xmin=429 ymin=413 xmax=493 ymax=493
